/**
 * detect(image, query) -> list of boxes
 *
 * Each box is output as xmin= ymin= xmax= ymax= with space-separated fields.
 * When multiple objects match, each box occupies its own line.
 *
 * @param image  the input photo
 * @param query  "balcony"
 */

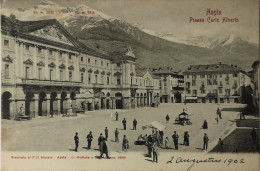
xmin=20 ymin=79 xmax=82 ymax=87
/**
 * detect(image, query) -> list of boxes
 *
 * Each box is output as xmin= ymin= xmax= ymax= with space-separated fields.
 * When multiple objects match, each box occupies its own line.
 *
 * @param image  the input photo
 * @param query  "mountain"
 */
xmin=2 ymin=0 xmax=258 ymax=71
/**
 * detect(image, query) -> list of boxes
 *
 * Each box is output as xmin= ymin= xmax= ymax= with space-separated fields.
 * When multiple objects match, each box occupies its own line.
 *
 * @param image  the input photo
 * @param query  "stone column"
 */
xmin=33 ymin=45 xmax=37 ymax=79
xmin=98 ymin=98 xmax=102 ymax=110
xmin=44 ymin=48 xmax=49 ymax=80
xmin=104 ymin=97 xmax=107 ymax=109
xmin=57 ymin=94 xmax=61 ymax=115
xmin=34 ymin=94 xmax=39 ymax=117
xmin=55 ymin=50 xmax=59 ymax=81
xmin=46 ymin=94 xmax=51 ymax=116
xmin=91 ymin=98 xmax=95 ymax=111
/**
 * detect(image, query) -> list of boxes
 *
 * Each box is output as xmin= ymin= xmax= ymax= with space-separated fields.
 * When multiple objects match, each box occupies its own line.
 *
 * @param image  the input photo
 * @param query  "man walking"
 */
xmin=115 ymin=128 xmax=119 ymax=142
xmin=99 ymin=139 xmax=110 ymax=159
xmin=172 ymin=131 xmax=179 ymax=150
xmin=217 ymin=107 xmax=222 ymax=119
xmin=115 ymin=111 xmax=119 ymax=121
xmin=74 ymin=132 xmax=79 ymax=152
xmin=133 ymin=118 xmax=137 ymax=130
xmin=105 ymin=127 xmax=109 ymax=141
xmin=217 ymin=138 xmax=224 ymax=152
xmin=86 ymin=131 xmax=93 ymax=149
xmin=98 ymin=133 xmax=105 ymax=151
xmin=166 ymin=114 xmax=170 ymax=123
xmin=122 ymin=118 xmax=127 ymax=130
xmin=203 ymin=133 xmax=209 ymax=150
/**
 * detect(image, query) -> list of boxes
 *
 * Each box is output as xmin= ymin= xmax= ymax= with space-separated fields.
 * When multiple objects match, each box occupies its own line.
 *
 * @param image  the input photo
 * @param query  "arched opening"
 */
xmin=115 ymin=92 xmax=123 ymax=109
xmin=87 ymin=100 xmax=92 ymax=111
xmin=140 ymin=93 xmax=143 ymax=107
xmin=50 ymin=92 xmax=58 ymax=115
xmin=144 ymin=93 xmax=147 ymax=106
xmin=70 ymin=92 xmax=76 ymax=112
xmin=60 ymin=92 xmax=67 ymax=114
xmin=38 ymin=92 xmax=47 ymax=116
xmin=106 ymin=93 xmax=110 ymax=109
xmin=101 ymin=92 xmax=105 ymax=109
xmin=25 ymin=91 xmax=35 ymax=117
xmin=2 ymin=91 xmax=12 ymax=119
xmin=174 ymin=92 xmax=182 ymax=103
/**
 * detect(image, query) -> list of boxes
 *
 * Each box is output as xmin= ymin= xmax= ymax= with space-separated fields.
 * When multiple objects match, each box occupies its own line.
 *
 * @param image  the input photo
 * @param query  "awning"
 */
xmin=142 ymin=121 xmax=166 ymax=131
xmin=186 ymin=97 xmax=197 ymax=100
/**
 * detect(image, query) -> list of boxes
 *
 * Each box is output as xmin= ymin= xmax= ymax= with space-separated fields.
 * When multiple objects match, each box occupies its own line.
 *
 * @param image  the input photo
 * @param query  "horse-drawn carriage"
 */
xmin=175 ymin=112 xmax=192 ymax=125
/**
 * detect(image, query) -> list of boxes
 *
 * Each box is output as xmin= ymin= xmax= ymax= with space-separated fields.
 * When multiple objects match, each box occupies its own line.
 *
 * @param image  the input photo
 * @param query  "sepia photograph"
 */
xmin=1 ymin=0 xmax=259 ymax=170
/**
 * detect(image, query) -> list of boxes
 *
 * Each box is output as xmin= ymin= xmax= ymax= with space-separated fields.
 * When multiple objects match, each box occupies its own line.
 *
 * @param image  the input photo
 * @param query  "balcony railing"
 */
xmin=20 ymin=79 xmax=82 ymax=87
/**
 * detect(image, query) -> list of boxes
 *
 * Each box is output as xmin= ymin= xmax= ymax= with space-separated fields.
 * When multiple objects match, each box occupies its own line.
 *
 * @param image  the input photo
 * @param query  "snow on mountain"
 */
xmin=2 ymin=0 xmax=244 ymax=49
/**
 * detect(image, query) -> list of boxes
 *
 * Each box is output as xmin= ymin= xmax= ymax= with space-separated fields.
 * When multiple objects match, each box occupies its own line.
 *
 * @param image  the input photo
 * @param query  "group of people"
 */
xmin=121 ymin=118 xmax=138 ymax=130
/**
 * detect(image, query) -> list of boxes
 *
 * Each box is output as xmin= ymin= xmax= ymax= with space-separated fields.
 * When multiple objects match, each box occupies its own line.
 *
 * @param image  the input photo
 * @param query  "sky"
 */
xmin=1 ymin=0 xmax=259 ymax=43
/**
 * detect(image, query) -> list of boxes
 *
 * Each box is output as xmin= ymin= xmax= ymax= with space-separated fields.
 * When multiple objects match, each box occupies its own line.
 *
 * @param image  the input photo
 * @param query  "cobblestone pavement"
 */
xmin=2 ymin=103 xmax=240 ymax=153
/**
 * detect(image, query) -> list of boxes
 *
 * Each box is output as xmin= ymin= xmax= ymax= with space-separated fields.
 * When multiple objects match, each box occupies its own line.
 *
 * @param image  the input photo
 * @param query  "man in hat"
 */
xmin=152 ymin=143 xmax=159 ymax=163
xmin=99 ymin=139 xmax=110 ymax=159
xmin=115 ymin=128 xmax=119 ymax=142
xmin=133 ymin=118 xmax=137 ymax=130
xmin=122 ymin=118 xmax=127 ymax=130
xmin=98 ymin=133 xmax=105 ymax=151
xmin=203 ymin=133 xmax=209 ymax=150
xmin=122 ymin=135 xmax=129 ymax=151
xmin=172 ymin=131 xmax=179 ymax=150
xmin=74 ymin=132 xmax=79 ymax=152
xmin=86 ymin=131 xmax=93 ymax=149
xmin=166 ymin=114 xmax=170 ymax=123
xmin=105 ymin=127 xmax=109 ymax=141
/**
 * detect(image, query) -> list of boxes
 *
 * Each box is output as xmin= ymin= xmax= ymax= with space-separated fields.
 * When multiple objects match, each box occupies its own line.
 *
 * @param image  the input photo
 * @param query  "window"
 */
xmin=101 ymin=61 xmax=103 ymax=66
xmin=213 ymin=79 xmax=217 ymax=85
xmin=88 ymin=58 xmax=91 ymax=64
xmin=81 ymin=57 xmax=84 ymax=62
xmin=225 ymin=89 xmax=230 ymax=96
xmin=192 ymin=80 xmax=196 ymax=86
xmin=26 ymin=45 xmax=30 ymax=50
xmin=88 ymin=74 xmax=91 ymax=83
xmin=49 ymin=69 xmax=53 ymax=80
xmin=95 ymin=60 xmax=97 ymax=65
xmin=95 ymin=74 xmax=98 ymax=84
xmin=69 ymin=54 xmax=72 ymax=60
xmin=219 ymin=88 xmax=223 ymax=94
xmin=59 ymin=52 xmax=62 ymax=58
xmin=233 ymin=73 xmax=238 ymax=77
xmin=117 ymin=76 xmax=121 ymax=85
xmin=192 ymin=90 xmax=197 ymax=96
xmin=81 ymin=73 xmax=84 ymax=82
xmin=5 ymin=64 xmax=9 ymax=78
xmin=187 ymin=90 xmax=191 ymax=94
xmin=25 ymin=67 xmax=30 ymax=79
xmin=60 ymin=70 xmax=63 ymax=81
xmin=187 ymin=75 xmax=189 ymax=79
xmin=219 ymin=81 xmax=223 ymax=86
xmin=107 ymin=76 xmax=110 ymax=84
xmin=49 ymin=50 xmax=53 ymax=55
xmin=69 ymin=71 xmax=72 ymax=81
xmin=201 ymin=89 xmax=205 ymax=94
xmin=38 ymin=68 xmax=42 ymax=80
xmin=207 ymin=80 xmax=212 ymax=85
xmin=117 ymin=63 xmax=120 ymax=67
xmin=4 ymin=40 xmax=9 ymax=46
xmin=186 ymin=82 xmax=190 ymax=87
xmin=38 ymin=48 xmax=42 ymax=53
xmin=101 ymin=75 xmax=104 ymax=84
xmin=107 ymin=63 xmax=109 ymax=67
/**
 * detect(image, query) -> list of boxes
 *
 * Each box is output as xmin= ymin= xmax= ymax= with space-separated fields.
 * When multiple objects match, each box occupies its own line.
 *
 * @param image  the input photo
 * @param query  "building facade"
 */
xmin=183 ymin=63 xmax=254 ymax=103
xmin=151 ymin=67 xmax=184 ymax=103
xmin=252 ymin=60 xmax=259 ymax=110
xmin=1 ymin=16 xmax=160 ymax=120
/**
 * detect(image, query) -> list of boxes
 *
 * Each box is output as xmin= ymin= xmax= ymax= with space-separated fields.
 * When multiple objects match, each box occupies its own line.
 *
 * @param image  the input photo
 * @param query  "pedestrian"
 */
xmin=202 ymin=120 xmax=208 ymax=129
xmin=19 ymin=104 xmax=24 ymax=116
xmin=186 ymin=131 xmax=189 ymax=146
xmin=122 ymin=118 xmax=126 ymax=130
xmin=152 ymin=143 xmax=159 ymax=163
xmin=217 ymin=107 xmax=222 ymax=119
xmin=86 ymin=131 xmax=93 ymax=149
xmin=172 ymin=131 xmax=179 ymax=150
xmin=122 ymin=135 xmax=129 ymax=151
xmin=105 ymin=127 xmax=108 ymax=141
xmin=74 ymin=132 xmax=79 ymax=152
xmin=144 ymin=134 xmax=148 ymax=144
xmin=217 ymin=138 xmax=224 ymax=152
xmin=165 ymin=137 xmax=169 ymax=149
xmin=166 ymin=114 xmax=170 ymax=123
xmin=184 ymin=131 xmax=189 ymax=146
xmin=133 ymin=118 xmax=137 ymax=130
xmin=250 ymin=128 xmax=257 ymax=142
xmin=159 ymin=131 xmax=164 ymax=145
xmin=115 ymin=111 xmax=118 ymax=121
xmin=99 ymin=139 xmax=110 ymax=159
xmin=203 ymin=133 xmax=209 ymax=150
xmin=98 ymin=133 xmax=105 ymax=151
xmin=115 ymin=128 xmax=119 ymax=142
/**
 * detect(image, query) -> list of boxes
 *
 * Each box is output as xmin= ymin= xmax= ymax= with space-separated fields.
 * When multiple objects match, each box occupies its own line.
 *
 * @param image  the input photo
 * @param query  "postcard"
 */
xmin=1 ymin=0 xmax=259 ymax=170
